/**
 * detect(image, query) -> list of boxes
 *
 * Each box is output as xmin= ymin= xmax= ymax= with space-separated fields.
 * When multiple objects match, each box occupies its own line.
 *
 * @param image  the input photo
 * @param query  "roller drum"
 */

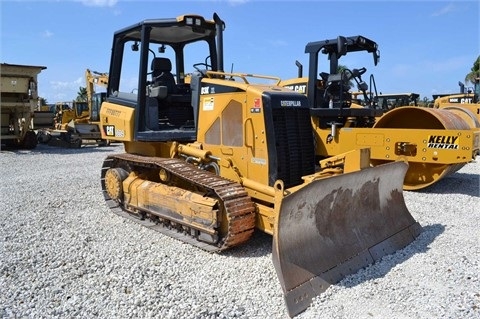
xmin=442 ymin=106 xmax=480 ymax=130
xmin=373 ymin=107 xmax=470 ymax=190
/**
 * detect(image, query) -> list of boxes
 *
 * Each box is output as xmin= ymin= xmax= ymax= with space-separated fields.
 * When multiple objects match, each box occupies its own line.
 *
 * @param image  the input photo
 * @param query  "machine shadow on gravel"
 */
xmin=337 ymin=223 xmax=445 ymax=289
xmin=1 ymin=143 xmax=122 ymax=156
xmin=222 ymin=231 xmax=273 ymax=258
xmin=415 ymin=172 xmax=479 ymax=196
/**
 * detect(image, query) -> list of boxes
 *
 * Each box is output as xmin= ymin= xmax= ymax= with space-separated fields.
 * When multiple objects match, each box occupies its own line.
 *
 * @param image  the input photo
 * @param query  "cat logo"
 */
xmin=201 ymin=86 xmax=211 ymax=94
xmin=104 ymin=125 xmax=115 ymax=136
xmin=284 ymin=85 xmax=306 ymax=94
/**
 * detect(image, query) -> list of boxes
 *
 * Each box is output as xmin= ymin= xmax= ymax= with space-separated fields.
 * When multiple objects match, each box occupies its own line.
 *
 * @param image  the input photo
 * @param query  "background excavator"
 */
xmin=98 ymin=14 xmax=421 ymax=317
xmin=85 ymin=68 xmax=108 ymax=124
xmin=281 ymin=35 xmax=479 ymax=190
xmin=37 ymin=69 xmax=110 ymax=147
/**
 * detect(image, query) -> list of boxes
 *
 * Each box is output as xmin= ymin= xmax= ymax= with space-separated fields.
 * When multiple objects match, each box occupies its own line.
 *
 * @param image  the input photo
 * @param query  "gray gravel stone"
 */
xmin=1 ymin=143 xmax=479 ymax=318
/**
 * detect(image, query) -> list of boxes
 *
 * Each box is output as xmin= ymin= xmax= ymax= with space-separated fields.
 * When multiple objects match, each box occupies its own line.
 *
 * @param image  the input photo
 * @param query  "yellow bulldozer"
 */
xmin=281 ymin=35 xmax=479 ymax=190
xmin=98 ymin=14 xmax=421 ymax=317
xmin=52 ymin=101 xmax=89 ymax=129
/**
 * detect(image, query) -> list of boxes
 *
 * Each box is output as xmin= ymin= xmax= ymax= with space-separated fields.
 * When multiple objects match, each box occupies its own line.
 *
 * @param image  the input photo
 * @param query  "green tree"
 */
xmin=464 ymin=55 xmax=480 ymax=84
xmin=76 ymin=86 xmax=87 ymax=102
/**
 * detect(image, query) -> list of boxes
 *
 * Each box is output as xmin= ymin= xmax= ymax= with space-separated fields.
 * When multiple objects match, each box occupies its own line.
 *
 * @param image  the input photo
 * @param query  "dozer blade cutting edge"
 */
xmin=272 ymin=161 xmax=422 ymax=317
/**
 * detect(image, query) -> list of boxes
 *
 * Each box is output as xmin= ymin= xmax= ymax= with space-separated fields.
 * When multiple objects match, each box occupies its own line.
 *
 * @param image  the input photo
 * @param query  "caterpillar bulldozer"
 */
xmin=433 ymin=78 xmax=480 ymax=130
xmin=53 ymin=101 xmax=89 ymax=129
xmin=98 ymin=14 xmax=421 ymax=317
xmin=281 ymin=35 xmax=480 ymax=190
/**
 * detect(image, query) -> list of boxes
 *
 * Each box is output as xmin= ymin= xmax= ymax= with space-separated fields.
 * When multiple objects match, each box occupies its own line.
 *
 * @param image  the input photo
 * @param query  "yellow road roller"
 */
xmin=281 ymin=35 xmax=479 ymax=190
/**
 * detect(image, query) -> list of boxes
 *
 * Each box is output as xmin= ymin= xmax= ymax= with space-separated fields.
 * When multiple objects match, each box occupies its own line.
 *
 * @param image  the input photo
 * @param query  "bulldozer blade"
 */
xmin=272 ymin=161 xmax=421 ymax=317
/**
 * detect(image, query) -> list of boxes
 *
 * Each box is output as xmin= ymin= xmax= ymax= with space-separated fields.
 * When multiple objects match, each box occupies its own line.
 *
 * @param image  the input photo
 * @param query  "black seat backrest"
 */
xmin=151 ymin=57 xmax=177 ymax=94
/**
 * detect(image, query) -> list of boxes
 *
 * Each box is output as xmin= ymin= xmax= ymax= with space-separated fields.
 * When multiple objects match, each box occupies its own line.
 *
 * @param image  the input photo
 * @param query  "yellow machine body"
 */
xmin=37 ymin=70 xmax=109 ymax=147
xmin=312 ymin=106 xmax=479 ymax=190
xmin=434 ymin=88 xmax=480 ymax=130
xmin=99 ymin=16 xmax=422 ymax=317
xmin=52 ymin=101 xmax=89 ymax=130
xmin=283 ymin=75 xmax=479 ymax=190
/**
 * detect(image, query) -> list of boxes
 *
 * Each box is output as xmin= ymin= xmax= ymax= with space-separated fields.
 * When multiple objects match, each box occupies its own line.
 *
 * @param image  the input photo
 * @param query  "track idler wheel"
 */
xmin=104 ymin=168 xmax=129 ymax=201
xmin=373 ymin=106 xmax=471 ymax=190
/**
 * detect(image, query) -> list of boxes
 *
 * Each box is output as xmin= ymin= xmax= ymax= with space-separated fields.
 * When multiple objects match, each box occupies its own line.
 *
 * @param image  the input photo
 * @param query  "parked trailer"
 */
xmin=1 ymin=63 xmax=46 ymax=149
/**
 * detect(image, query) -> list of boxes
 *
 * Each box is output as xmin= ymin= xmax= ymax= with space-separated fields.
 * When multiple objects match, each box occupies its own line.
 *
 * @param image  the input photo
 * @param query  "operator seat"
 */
xmin=151 ymin=57 xmax=177 ymax=94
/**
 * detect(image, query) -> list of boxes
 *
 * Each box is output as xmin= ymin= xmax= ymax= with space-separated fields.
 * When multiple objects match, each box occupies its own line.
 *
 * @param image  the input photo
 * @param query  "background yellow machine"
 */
xmin=52 ymin=101 xmax=89 ymax=130
xmin=281 ymin=35 xmax=479 ymax=190
xmin=433 ymin=78 xmax=480 ymax=129
xmin=85 ymin=68 xmax=108 ymax=123
xmin=37 ymin=69 xmax=109 ymax=147
xmin=98 ymin=14 xmax=421 ymax=317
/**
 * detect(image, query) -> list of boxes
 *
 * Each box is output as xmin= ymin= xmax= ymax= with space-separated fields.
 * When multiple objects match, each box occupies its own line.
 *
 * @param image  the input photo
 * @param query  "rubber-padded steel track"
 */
xmin=101 ymin=153 xmax=256 ymax=252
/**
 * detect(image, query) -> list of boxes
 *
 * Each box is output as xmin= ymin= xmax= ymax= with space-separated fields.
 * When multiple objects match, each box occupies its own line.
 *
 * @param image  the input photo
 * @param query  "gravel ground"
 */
xmin=1 ymin=143 xmax=479 ymax=319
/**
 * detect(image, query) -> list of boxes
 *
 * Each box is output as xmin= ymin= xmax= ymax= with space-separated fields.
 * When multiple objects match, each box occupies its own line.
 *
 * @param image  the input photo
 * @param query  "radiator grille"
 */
xmin=272 ymin=107 xmax=315 ymax=188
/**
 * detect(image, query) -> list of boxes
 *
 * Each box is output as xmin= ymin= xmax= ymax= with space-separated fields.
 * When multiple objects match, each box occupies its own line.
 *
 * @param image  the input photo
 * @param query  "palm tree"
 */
xmin=76 ymin=86 xmax=87 ymax=102
xmin=464 ymin=55 xmax=479 ymax=84
xmin=337 ymin=64 xmax=356 ymax=89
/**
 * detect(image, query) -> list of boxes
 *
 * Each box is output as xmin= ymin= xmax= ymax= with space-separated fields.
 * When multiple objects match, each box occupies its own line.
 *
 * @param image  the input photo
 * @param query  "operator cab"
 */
xmin=304 ymin=35 xmax=384 ymax=128
xmin=105 ymin=14 xmax=224 ymax=142
xmin=376 ymin=93 xmax=420 ymax=110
